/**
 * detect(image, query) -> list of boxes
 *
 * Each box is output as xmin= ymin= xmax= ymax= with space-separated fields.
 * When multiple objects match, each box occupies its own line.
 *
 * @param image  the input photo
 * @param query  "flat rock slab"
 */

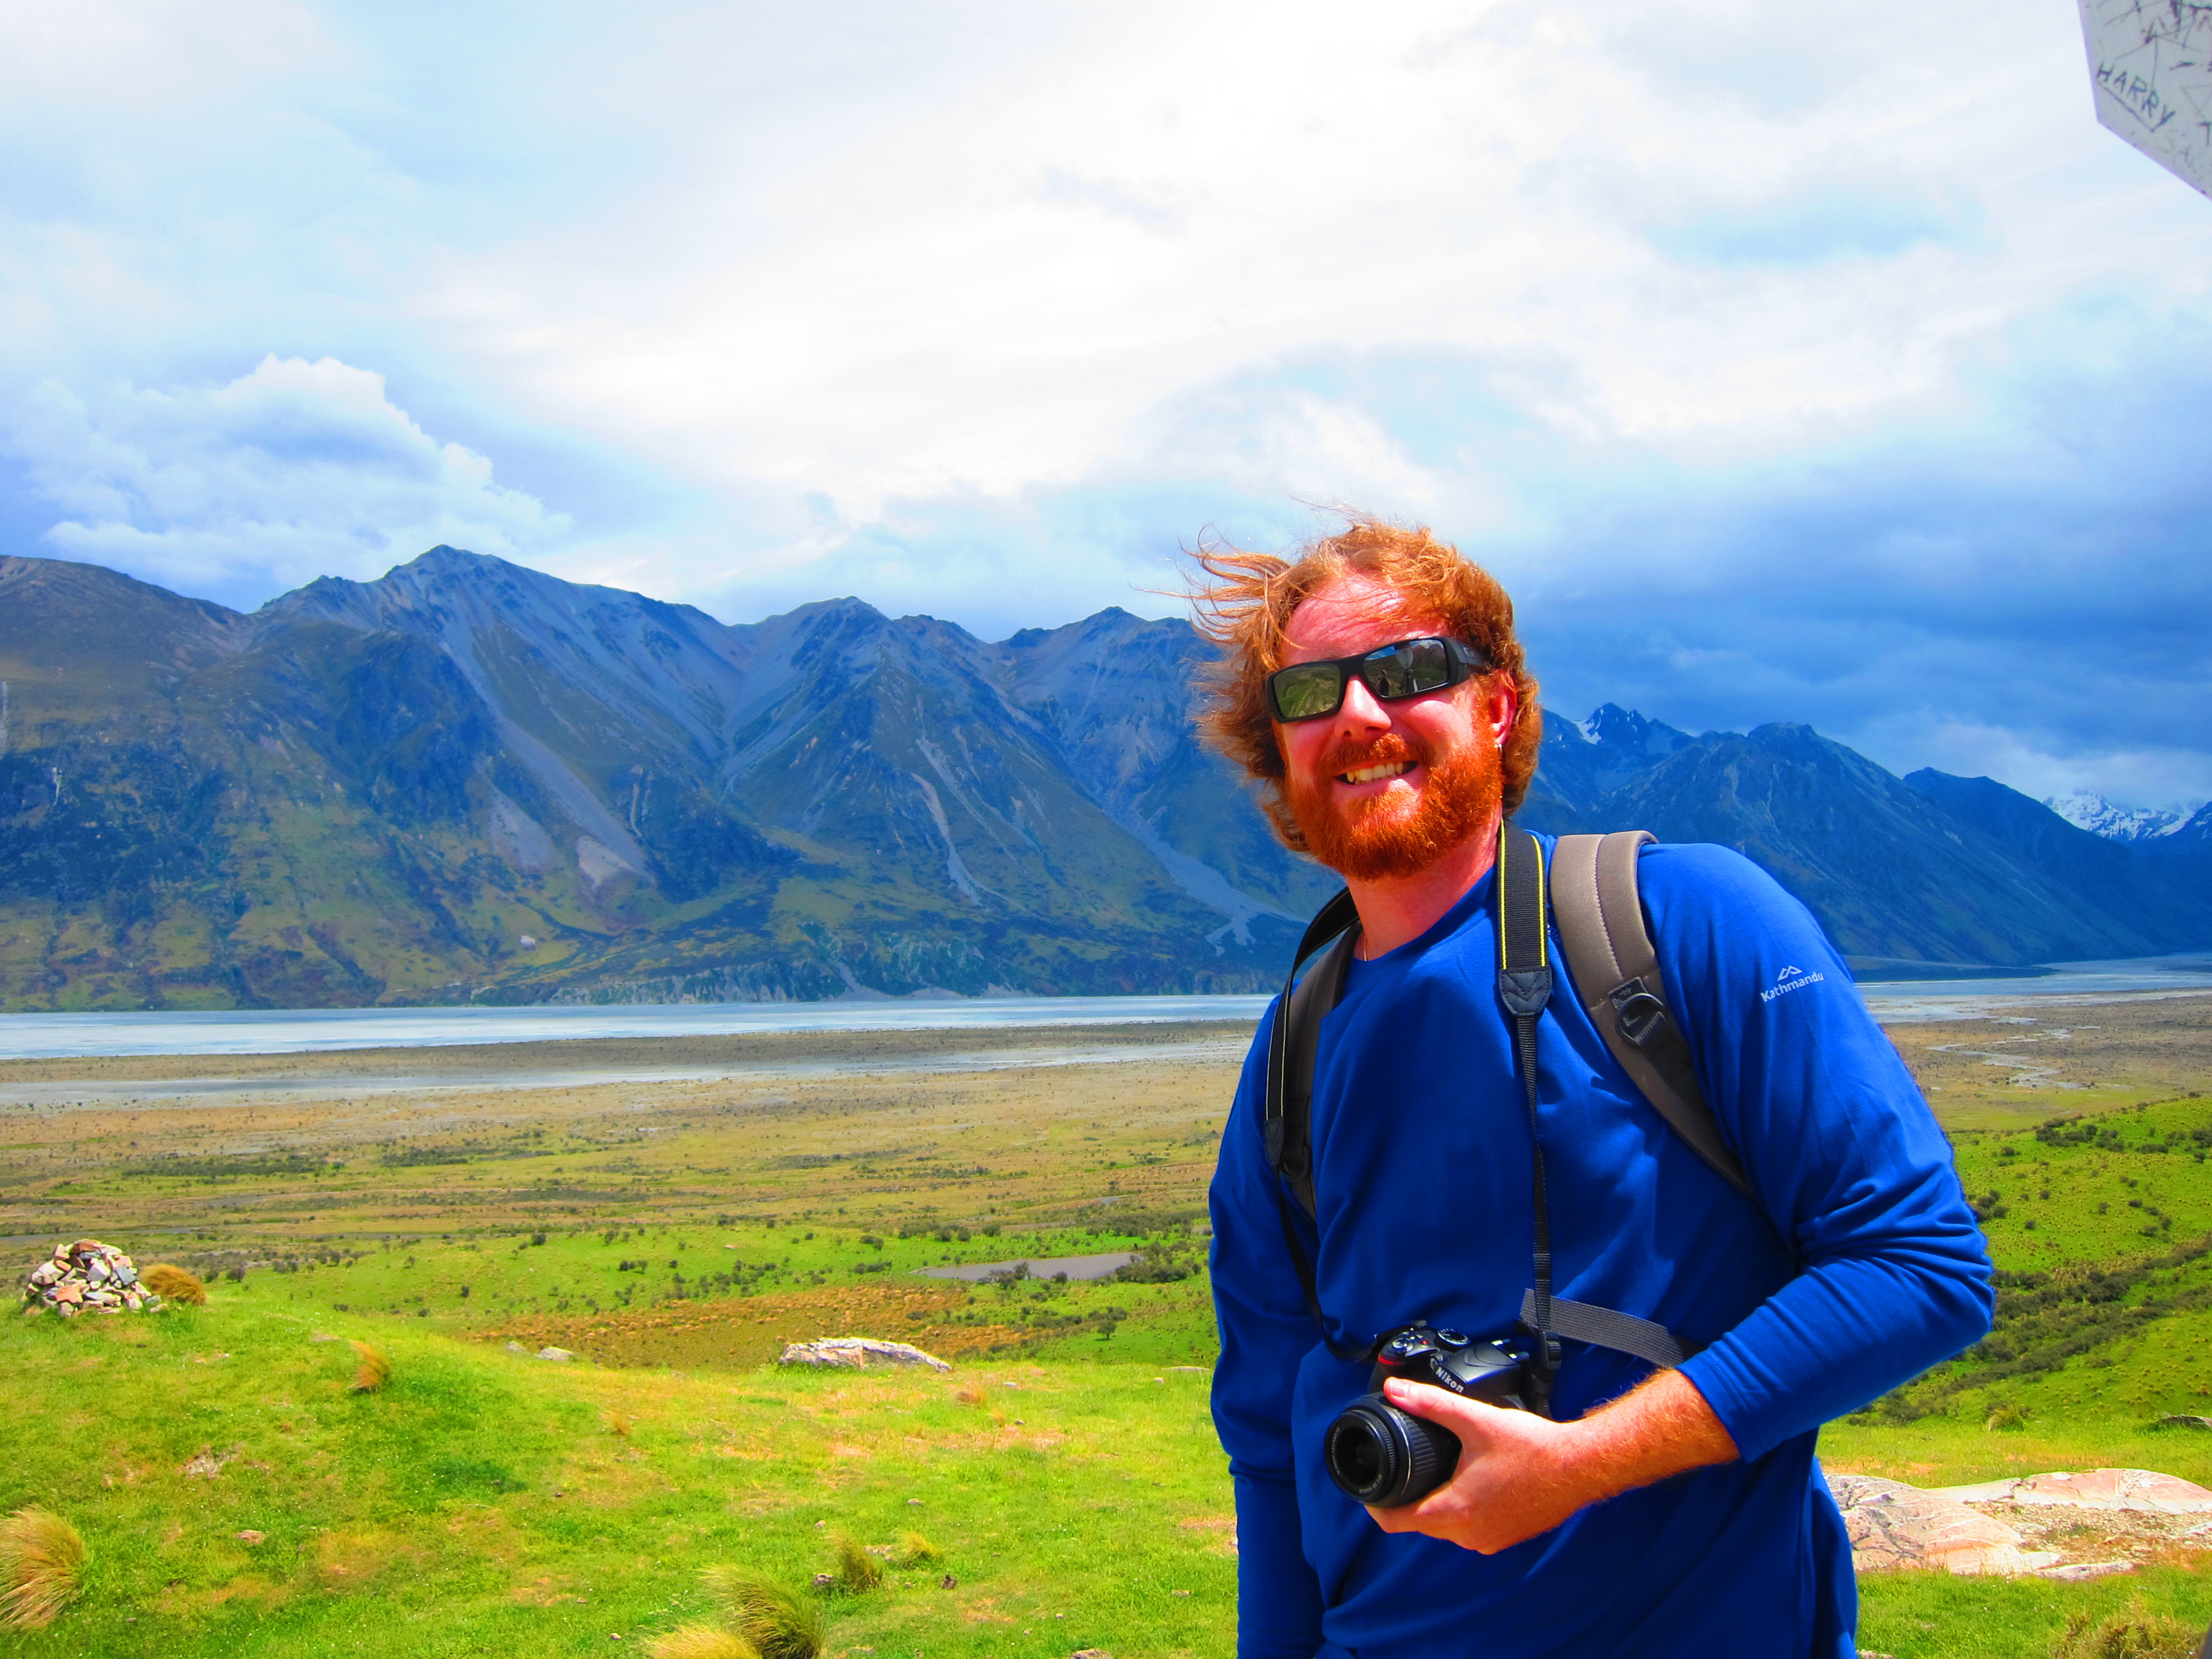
xmin=779 ymin=1337 xmax=951 ymax=1372
xmin=916 ymin=1253 xmax=1136 ymax=1284
xmin=1826 ymin=1474 xmax=2053 ymax=1576
xmin=2041 ymin=1560 xmax=2139 ymax=1581
xmin=1933 ymin=1469 xmax=2212 ymax=1514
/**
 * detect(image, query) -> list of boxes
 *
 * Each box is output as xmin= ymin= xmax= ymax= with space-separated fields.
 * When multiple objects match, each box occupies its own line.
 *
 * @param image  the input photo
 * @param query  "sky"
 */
xmin=2 ymin=0 xmax=2208 ymax=811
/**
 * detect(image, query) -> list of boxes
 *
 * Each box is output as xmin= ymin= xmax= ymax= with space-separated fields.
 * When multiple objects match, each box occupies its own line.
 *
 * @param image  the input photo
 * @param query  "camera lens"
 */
xmin=1322 ymin=1392 xmax=1461 ymax=1508
xmin=1328 ymin=1415 xmax=1387 ymax=1492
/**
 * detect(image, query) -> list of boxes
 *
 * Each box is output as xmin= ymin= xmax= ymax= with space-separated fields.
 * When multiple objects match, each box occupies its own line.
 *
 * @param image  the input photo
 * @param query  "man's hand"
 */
xmin=1364 ymin=1367 xmax=1739 ymax=1554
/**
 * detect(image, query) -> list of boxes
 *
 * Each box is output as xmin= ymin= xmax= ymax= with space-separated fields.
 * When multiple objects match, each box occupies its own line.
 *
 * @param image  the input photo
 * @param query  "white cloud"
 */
xmin=0 ymin=0 xmax=2206 ymax=800
xmin=1868 ymin=717 xmax=2212 ymax=814
xmin=7 ymin=355 xmax=566 ymax=603
xmin=422 ymin=0 xmax=2211 ymax=521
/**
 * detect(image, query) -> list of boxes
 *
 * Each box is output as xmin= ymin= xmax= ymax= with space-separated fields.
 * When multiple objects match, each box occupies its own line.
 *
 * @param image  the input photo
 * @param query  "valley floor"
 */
xmin=1 ymin=996 xmax=2209 ymax=1655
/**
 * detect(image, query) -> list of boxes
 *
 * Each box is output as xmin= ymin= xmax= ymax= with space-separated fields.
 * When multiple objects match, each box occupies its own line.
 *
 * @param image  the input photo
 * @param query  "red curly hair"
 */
xmin=1186 ymin=518 xmax=1543 ymax=854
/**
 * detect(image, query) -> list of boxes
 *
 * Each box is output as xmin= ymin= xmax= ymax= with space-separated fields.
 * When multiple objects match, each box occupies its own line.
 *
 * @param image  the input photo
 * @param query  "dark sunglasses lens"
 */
xmin=1364 ymin=639 xmax=1450 ymax=700
xmin=1273 ymin=663 xmax=1345 ymax=721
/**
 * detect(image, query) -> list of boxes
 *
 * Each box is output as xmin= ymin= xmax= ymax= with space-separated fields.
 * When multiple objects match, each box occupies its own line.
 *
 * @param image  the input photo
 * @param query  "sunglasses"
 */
xmin=1267 ymin=635 xmax=1490 ymax=723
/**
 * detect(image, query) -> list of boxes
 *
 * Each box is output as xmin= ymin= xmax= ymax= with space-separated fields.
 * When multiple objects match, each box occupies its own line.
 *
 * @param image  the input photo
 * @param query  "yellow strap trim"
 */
xmin=1493 ymin=823 xmax=1550 ymax=971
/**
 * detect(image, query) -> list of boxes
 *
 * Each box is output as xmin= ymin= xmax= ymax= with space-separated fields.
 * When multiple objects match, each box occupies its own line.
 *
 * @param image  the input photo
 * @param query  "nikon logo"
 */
xmin=1760 ymin=965 xmax=1826 ymax=1004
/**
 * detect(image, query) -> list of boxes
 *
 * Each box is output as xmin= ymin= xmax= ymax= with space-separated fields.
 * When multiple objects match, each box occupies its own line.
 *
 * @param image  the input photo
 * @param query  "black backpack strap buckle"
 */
xmin=1609 ymin=978 xmax=1669 ymax=1047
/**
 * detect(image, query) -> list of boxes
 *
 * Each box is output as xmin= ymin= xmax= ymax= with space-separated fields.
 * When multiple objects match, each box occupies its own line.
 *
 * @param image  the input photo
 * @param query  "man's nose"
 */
xmin=1335 ymin=673 xmax=1392 ymax=732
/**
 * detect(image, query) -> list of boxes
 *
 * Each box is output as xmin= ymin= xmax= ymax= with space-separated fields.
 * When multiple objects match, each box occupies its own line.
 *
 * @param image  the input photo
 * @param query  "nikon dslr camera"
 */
xmin=1322 ymin=1324 xmax=1531 ymax=1508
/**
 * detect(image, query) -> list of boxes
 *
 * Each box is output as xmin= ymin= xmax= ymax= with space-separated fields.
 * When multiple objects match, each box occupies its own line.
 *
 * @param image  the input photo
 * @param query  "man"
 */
xmin=1194 ymin=520 xmax=1992 ymax=1658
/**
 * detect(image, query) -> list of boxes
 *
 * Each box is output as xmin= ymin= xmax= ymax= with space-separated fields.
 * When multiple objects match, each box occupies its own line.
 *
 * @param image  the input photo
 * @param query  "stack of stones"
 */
xmin=19 ymin=1239 xmax=163 ymax=1317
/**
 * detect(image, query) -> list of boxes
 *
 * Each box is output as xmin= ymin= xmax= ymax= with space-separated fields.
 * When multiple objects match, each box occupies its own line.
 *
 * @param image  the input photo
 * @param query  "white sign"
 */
xmin=2078 ymin=0 xmax=2212 ymax=201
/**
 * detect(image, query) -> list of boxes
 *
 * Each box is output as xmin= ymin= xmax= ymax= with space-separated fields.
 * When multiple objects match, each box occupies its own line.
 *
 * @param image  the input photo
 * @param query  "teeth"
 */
xmin=1344 ymin=761 xmax=1411 ymax=785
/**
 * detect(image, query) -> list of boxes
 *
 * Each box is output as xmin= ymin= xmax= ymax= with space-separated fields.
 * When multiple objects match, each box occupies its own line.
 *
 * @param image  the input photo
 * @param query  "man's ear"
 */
xmin=1487 ymin=674 xmax=1520 ymax=746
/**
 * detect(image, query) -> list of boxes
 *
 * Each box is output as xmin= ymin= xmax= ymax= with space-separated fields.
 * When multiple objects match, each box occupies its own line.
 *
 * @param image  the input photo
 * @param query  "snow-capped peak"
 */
xmin=1575 ymin=703 xmax=1691 ymax=757
xmin=2043 ymin=791 xmax=2195 ymax=842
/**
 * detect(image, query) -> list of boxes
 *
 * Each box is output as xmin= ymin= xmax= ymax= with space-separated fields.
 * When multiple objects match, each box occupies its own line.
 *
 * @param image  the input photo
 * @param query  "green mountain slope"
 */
xmin=0 ymin=551 xmax=1315 ymax=1008
xmin=4 ymin=549 xmax=2204 ymax=1010
xmin=1523 ymin=713 xmax=2212 ymax=969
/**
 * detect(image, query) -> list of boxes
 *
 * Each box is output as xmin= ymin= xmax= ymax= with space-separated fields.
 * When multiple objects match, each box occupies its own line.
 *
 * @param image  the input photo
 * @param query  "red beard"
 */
xmin=1285 ymin=728 xmax=1503 ymax=882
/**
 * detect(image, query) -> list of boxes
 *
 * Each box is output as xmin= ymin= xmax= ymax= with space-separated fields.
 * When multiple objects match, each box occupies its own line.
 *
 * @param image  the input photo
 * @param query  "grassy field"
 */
xmin=0 ymin=1296 xmax=1237 ymax=1658
xmin=1 ymin=996 xmax=2210 ymax=1655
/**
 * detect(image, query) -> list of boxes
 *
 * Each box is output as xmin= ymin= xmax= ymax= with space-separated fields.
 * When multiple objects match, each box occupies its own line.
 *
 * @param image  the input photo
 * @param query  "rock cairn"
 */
xmin=19 ymin=1239 xmax=162 ymax=1317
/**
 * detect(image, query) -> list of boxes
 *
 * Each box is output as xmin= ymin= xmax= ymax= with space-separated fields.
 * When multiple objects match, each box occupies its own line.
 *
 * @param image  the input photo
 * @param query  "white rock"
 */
xmin=1937 ymin=1469 xmax=2212 ymax=1515
xmin=1825 ymin=1474 xmax=2041 ymax=1576
xmin=777 ymin=1337 xmax=951 ymax=1372
xmin=2039 ymin=1560 xmax=2138 ymax=1581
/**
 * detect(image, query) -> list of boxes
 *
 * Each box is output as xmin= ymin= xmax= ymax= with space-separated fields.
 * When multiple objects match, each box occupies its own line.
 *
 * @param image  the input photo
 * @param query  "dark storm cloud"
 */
xmin=1504 ymin=306 xmax=2212 ymax=794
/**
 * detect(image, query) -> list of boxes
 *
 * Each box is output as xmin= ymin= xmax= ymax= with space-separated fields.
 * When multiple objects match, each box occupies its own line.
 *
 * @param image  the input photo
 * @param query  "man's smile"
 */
xmin=1341 ymin=760 xmax=1414 ymax=785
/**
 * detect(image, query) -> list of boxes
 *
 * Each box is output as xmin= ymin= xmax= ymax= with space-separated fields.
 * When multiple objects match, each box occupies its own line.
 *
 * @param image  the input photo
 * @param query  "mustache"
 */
xmin=1317 ymin=734 xmax=1426 ymax=780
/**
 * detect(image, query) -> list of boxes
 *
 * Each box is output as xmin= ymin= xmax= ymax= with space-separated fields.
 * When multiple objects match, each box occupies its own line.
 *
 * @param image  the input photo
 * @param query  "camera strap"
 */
xmin=1494 ymin=823 xmax=1561 ymax=1417
xmin=1260 ymin=823 xmax=1699 ymax=1389
xmin=1264 ymin=887 xmax=1361 ymax=1222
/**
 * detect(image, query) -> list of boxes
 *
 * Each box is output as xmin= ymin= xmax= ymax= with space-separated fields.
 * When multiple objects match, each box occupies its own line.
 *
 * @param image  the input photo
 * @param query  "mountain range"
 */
xmin=2044 ymin=791 xmax=2210 ymax=843
xmin=1 ymin=548 xmax=2207 ymax=1010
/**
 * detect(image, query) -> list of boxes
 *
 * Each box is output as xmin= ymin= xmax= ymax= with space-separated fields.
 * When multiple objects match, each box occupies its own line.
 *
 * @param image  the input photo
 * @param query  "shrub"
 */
xmin=647 ymin=1623 xmax=751 ymax=1659
xmin=0 ymin=1508 xmax=86 ymax=1630
xmin=702 ymin=1569 xmax=823 ymax=1659
xmin=2049 ymin=1600 xmax=2204 ymax=1658
xmin=1113 ymin=1243 xmax=1194 ymax=1284
xmin=896 ymin=1531 xmax=940 ymax=1566
xmin=350 ymin=1341 xmax=392 ymax=1393
xmin=141 ymin=1264 xmax=207 ymax=1305
xmin=831 ymin=1532 xmax=882 ymax=1592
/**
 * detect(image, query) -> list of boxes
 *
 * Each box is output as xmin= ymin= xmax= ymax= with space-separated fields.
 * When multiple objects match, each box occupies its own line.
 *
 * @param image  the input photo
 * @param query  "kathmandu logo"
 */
xmin=1760 ymin=964 xmax=1826 ymax=1004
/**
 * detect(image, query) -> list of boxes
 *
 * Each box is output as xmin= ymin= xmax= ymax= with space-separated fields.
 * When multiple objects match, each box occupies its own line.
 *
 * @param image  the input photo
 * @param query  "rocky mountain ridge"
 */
xmin=1 ymin=548 xmax=2206 ymax=1009
xmin=2044 ymin=791 xmax=2199 ymax=843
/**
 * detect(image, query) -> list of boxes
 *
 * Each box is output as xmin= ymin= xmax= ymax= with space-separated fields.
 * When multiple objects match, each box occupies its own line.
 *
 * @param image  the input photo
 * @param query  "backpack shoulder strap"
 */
xmin=1550 ymin=831 xmax=1755 ymax=1198
xmin=1264 ymin=889 xmax=1359 ymax=1219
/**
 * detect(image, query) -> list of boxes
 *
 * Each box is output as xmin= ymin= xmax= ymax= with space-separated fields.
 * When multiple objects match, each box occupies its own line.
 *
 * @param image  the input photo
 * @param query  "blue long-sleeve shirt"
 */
xmin=1208 ymin=840 xmax=1992 ymax=1659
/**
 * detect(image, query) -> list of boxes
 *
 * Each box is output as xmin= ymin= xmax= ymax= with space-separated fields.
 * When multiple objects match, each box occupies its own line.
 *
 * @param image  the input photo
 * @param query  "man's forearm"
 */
xmin=1369 ymin=1367 xmax=1739 ymax=1554
xmin=1555 ymin=1366 xmax=1740 ymax=1504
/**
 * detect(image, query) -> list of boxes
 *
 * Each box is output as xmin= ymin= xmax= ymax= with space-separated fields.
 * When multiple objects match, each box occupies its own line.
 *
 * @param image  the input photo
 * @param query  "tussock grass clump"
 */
xmin=2051 ymin=1600 xmax=2205 ymax=1658
xmin=0 ymin=1507 xmax=86 ymax=1630
xmin=349 ymin=1340 xmax=392 ymax=1393
xmin=896 ymin=1530 xmax=940 ymax=1566
xmin=830 ymin=1532 xmax=882 ymax=1591
xmin=141 ymin=1264 xmax=206 ymax=1305
xmin=954 ymin=1382 xmax=987 ymax=1406
xmin=606 ymin=1411 xmax=634 ymax=1438
xmin=703 ymin=1568 xmax=824 ymax=1659
xmin=647 ymin=1622 xmax=754 ymax=1659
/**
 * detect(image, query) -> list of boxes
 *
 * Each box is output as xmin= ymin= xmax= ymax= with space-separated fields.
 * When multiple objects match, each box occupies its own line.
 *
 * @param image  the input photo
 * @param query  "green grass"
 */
xmin=1856 ymin=1572 xmax=2211 ymax=1659
xmin=0 ymin=1298 xmax=1235 ymax=1657
xmin=7 ymin=1045 xmax=2212 ymax=1655
xmin=1862 ymin=1095 xmax=2212 ymax=1428
xmin=120 ymin=1219 xmax=1214 ymax=1367
xmin=7 ymin=1259 xmax=2210 ymax=1659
